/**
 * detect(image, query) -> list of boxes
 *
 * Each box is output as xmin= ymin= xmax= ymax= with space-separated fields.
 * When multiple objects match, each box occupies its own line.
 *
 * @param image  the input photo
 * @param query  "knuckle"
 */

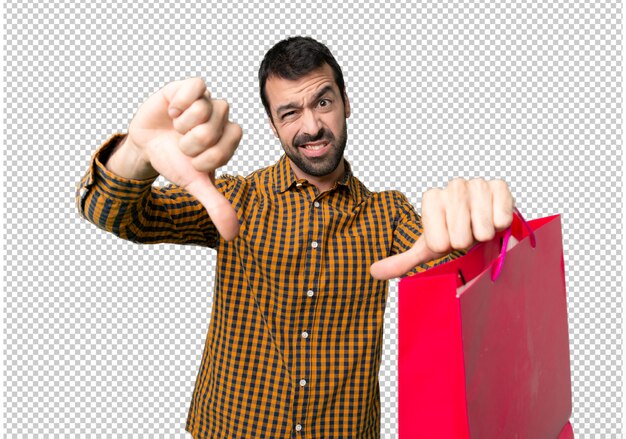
xmin=449 ymin=234 xmax=473 ymax=250
xmin=426 ymin=235 xmax=450 ymax=254
xmin=179 ymin=134 xmax=200 ymax=155
xmin=190 ymin=155 xmax=208 ymax=172
xmin=215 ymin=99 xmax=231 ymax=117
xmin=196 ymin=96 xmax=210 ymax=110
xmin=473 ymin=226 xmax=496 ymax=242
xmin=192 ymin=149 xmax=221 ymax=172
xmin=195 ymin=124 xmax=220 ymax=146
xmin=192 ymin=99 xmax=211 ymax=122
xmin=468 ymin=177 xmax=488 ymax=189
xmin=232 ymin=123 xmax=243 ymax=141
xmin=489 ymin=178 xmax=510 ymax=193
xmin=171 ymin=118 xmax=186 ymax=134
xmin=448 ymin=177 xmax=466 ymax=186
xmin=189 ymin=76 xmax=206 ymax=90
xmin=212 ymin=147 xmax=228 ymax=166
xmin=494 ymin=214 xmax=513 ymax=230
xmin=422 ymin=187 xmax=441 ymax=204
xmin=227 ymin=123 xmax=243 ymax=144
xmin=447 ymin=178 xmax=469 ymax=196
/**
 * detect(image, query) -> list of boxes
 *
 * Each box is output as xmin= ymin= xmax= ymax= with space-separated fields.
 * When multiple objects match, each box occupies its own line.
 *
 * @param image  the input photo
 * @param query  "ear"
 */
xmin=268 ymin=116 xmax=279 ymax=138
xmin=343 ymin=89 xmax=351 ymax=118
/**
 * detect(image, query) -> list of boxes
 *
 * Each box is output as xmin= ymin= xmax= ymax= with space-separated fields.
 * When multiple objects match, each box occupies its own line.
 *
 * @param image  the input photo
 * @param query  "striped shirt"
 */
xmin=75 ymin=132 xmax=464 ymax=439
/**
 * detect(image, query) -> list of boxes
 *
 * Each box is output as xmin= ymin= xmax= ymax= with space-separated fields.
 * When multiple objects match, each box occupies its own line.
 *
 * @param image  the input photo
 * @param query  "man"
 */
xmin=75 ymin=36 xmax=514 ymax=439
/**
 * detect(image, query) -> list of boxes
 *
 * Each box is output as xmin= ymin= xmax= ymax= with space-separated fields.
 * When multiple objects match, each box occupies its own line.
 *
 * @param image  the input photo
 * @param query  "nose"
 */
xmin=301 ymin=109 xmax=322 ymax=136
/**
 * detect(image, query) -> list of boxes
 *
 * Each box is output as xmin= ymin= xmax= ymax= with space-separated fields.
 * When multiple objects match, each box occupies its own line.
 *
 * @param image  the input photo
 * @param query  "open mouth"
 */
xmin=299 ymin=141 xmax=330 ymax=157
xmin=300 ymin=141 xmax=328 ymax=150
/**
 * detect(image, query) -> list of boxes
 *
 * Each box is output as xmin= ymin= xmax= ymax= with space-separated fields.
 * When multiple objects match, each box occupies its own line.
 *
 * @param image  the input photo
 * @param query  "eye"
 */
xmin=319 ymin=99 xmax=330 ymax=107
xmin=282 ymin=111 xmax=295 ymax=120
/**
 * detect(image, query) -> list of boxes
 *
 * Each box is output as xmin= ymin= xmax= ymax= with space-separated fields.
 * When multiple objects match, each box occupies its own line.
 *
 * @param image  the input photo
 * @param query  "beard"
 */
xmin=281 ymin=121 xmax=348 ymax=177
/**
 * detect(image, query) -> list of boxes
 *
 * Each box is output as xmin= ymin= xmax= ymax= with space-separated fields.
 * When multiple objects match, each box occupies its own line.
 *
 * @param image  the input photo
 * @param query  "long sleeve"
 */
xmin=390 ymin=190 xmax=467 ymax=278
xmin=75 ymin=132 xmax=241 ymax=248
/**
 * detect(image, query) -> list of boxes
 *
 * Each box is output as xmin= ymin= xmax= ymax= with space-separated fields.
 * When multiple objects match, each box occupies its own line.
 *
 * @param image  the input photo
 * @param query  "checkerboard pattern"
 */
xmin=4 ymin=0 xmax=621 ymax=437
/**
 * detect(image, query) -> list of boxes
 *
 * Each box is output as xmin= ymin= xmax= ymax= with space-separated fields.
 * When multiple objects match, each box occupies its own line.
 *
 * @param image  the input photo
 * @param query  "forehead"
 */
xmin=265 ymin=63 xmax=338 ymax=111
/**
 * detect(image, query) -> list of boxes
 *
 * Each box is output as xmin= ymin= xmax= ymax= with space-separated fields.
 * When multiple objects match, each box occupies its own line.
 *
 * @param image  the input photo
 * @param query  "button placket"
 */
xmin=294 ymin=196 xmax=324 ymax=435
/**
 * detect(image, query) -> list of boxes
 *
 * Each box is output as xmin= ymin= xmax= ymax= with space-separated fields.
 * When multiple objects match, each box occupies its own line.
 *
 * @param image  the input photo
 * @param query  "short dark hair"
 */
xmin=258 ymin=36 xmax=346 ymax=121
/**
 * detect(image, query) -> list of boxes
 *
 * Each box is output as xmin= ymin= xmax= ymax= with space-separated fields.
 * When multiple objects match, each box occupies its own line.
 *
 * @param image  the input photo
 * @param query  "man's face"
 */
xmin=265 ymin=63 xmax=351 ymax=178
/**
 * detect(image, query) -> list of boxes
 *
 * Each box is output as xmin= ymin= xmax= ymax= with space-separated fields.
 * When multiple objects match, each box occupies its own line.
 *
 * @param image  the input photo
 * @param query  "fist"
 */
xmin=126 ymin=77 xmax=243 ymax=241
xmin=418 ymin=177 xmax=514 ymax=253
xmin=370 ymin=178 xmax=515 ymax=280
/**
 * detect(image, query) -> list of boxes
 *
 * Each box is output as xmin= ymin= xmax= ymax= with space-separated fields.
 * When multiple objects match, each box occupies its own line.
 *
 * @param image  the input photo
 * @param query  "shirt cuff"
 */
xmin=89 ymin=132 xmax=159 ymax=202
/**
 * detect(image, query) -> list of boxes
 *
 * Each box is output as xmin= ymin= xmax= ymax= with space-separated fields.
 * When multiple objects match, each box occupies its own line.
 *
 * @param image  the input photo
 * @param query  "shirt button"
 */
xmin=300 ymin=379 xmax=307 ymax=387
xmin=307 ymin=290 xmax=314 ymax=297
xmin=314 ymin=201 xmax=320 ymax=208
xmin=301 ymin=331 xmax=309 ymax=339
xmin=295 ymin=424 xmax=302 ymax=432
xmin=311 ymin=241 xmax=318 ymax=249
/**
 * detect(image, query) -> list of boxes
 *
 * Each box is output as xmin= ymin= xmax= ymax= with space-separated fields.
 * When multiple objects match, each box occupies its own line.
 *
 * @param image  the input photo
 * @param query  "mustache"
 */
xmin=294 ymin=129 xmax=334 ymax=148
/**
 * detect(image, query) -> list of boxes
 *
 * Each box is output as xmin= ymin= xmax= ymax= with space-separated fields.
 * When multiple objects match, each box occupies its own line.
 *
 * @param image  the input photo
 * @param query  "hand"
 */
xmin=370 ymin=178 xmax=515 ymax=280
xmin=126 ymin=77 xmax=243 ymax=241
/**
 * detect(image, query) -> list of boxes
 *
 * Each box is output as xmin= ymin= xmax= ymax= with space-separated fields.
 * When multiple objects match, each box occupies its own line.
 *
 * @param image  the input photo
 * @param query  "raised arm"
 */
xmin=75 ymin=132 xmax=243 ymax=248
xmin=75 ymin=77 xmax=244 ymax=245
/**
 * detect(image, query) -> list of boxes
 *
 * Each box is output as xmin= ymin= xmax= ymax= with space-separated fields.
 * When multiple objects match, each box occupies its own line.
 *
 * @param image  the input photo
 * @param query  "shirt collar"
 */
xmin=272 ymin=154 xmax=363 ymax=204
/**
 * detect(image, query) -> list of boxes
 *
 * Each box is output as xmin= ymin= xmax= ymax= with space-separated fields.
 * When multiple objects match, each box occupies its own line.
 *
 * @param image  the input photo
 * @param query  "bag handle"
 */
xmin=491 ymin=206 xmax=537 ymax=281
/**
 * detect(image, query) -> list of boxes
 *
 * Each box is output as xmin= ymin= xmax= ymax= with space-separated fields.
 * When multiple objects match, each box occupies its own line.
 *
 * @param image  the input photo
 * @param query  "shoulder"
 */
xmin=358 ymin=182 xmax=414 ymax=211
xmin=214 ymin=161 xmax=276 ymax=202
xmin=349 ymin=177 xmax=418 ymax=225
xmin=214 ymin=173 xmax=247 ymax=192
xmin=215 ymin=161 xmax=274 ymax=188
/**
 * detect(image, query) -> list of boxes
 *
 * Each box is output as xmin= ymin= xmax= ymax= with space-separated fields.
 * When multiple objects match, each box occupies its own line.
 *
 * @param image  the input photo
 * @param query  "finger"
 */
xmin=162 ymin=77 xmax=208 ymax=119
xmin=445 ymin=179 xmax=474 ymax=250
xmin=172 ymin=97 xmax=212 ymax=136
xmin=421 ymin=188 xmax=450 ymax=254
xmin=489 ymin=179 xmax=514 ymax=231
xmin=467 ymin=178 xmax=495 ymax=242
xmin=369 ymin=237 xmax=446 ymax=280
xmin=190 ymin=122 xmax=243 ymax=173
xmin=179 ymin=99 xmax=230 ymax=157
xmin=184 ymin=174 xmax=240 ymax=242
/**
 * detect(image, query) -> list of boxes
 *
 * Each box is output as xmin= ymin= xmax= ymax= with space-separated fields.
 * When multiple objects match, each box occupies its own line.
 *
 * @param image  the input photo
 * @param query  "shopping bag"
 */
xmin=398 ymin=208 xmax=574 ymax=438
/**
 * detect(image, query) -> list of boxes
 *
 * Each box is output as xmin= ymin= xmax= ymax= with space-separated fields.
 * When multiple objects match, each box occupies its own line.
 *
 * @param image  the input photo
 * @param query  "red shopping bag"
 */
xmin=398 ymin=209 xmax=574 ymax=438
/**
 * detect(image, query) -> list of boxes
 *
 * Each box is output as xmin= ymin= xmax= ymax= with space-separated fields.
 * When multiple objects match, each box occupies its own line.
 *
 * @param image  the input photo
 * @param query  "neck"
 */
xmin=288 ymin=158 xmax=346 ymax=193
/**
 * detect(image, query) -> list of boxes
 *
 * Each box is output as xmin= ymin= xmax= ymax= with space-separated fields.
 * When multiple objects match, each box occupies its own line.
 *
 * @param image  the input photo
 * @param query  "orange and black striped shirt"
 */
xmin=75 ymin=132 xmax=464 ymax=439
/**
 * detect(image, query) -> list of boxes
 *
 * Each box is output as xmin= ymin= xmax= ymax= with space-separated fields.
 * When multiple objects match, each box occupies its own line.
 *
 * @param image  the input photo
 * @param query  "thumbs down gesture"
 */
xmin=370 ymin=178 xmax=515 ymax=280
xmin=124 ymin=77 xmax=242 ymax=241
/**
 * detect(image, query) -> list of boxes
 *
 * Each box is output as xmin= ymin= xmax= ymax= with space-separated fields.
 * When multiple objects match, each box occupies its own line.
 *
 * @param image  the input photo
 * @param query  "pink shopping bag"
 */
xmin=398 ymin=209 xmax=574 ymax=438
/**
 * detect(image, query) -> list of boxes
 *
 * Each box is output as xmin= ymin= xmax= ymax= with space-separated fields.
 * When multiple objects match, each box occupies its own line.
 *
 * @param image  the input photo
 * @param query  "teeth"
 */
xmin=304 ymin=143 xmax=326 ymax=150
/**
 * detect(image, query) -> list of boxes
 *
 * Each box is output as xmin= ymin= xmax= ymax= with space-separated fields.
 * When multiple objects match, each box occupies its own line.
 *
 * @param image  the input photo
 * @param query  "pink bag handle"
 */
xmin=491 ymin=206 xmax=537 ymax=281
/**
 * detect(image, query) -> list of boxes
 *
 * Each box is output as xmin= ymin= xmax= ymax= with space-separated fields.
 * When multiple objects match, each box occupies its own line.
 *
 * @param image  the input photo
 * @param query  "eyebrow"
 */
xmin=275 ymin=85 xmax=336 ymax=116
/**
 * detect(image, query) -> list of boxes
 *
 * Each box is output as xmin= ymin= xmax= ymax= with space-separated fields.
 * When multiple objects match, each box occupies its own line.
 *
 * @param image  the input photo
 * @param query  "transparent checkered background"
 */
xmin=4 ymin=0 xmax=621 ymax=437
